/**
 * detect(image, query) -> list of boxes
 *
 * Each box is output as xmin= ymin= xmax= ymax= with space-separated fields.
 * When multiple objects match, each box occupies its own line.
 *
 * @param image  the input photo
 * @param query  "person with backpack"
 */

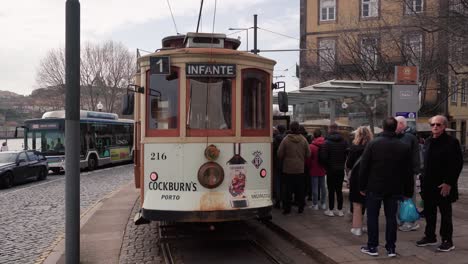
xmin=320 ymin=123 xmax=348 ymax=217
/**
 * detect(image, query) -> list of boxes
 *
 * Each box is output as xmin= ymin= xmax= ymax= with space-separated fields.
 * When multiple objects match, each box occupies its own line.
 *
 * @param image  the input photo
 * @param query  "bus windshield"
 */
xmin=27 ymin=130 xmax=65 ymax=155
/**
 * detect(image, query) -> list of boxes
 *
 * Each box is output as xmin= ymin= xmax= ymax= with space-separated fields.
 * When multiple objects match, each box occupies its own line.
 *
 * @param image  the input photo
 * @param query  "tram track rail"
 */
xmin=157 ymin=221 xmax=301 ymax=264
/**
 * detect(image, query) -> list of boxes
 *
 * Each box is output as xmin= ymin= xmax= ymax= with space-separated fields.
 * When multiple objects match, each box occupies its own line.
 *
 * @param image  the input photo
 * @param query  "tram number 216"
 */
xmin=150 ymin=152 xmax=167 ymax=161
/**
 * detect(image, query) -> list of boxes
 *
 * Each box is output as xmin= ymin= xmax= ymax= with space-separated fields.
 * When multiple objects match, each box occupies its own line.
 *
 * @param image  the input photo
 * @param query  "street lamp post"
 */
xmin=228 ymin=27 xmax=251 ymax=52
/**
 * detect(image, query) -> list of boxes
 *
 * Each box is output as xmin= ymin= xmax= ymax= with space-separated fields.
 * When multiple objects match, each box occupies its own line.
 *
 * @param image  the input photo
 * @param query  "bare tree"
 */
xmin=35 ymin=41 xmax=135 ymax=113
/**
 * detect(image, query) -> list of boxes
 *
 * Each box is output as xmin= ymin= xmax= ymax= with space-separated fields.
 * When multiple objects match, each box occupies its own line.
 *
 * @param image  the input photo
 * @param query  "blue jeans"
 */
xmin=366 ymin=192 xmax=400 ymax=249
xmin=311 ymin=176 xmax=326 ymax=206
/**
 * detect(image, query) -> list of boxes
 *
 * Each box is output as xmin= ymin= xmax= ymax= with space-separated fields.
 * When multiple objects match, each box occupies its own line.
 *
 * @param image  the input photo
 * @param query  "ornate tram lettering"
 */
xmin=148 ymin=181 xmax=198 ymax=192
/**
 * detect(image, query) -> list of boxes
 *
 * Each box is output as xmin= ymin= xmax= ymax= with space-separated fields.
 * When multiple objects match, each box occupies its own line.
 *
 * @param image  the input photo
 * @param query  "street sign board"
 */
xmin=396 ymin=112 xmax=417 ymax=120
xmin=395 ymin=66 xmax=418 ymax=85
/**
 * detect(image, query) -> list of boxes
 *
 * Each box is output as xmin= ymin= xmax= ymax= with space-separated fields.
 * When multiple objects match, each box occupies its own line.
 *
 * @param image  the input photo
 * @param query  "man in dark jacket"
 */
xmin=278 ymin=121 xmax=311 ymax=214
xmin=395 ymin=116 xmax=421 ymax=232
xmin=319 ymin=123 xmax=348 ymax=217
xmin=416 ymin=115 xmax=463 ymax=252
xmin=359 ymin=117 xmax=413 ymax=257
xmin=273 ymin=125 xmax=286 ymax=208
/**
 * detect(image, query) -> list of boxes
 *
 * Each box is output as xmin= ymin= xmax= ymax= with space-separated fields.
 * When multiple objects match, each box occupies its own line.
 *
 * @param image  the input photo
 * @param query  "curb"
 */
xmin=40 ymin=181 xmax=134 ymax=264
xmin=263 ymin=219 xmax=338 ymax=264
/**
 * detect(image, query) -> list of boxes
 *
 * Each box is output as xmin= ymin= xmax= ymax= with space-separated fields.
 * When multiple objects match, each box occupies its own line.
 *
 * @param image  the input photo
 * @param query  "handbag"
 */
xmin=399 ymin=199 xmax=420 ymax=222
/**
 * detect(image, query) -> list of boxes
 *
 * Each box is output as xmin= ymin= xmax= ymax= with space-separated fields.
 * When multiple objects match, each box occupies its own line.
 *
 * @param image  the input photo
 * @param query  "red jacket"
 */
xmin=306 ymin=137 xmax=326 ymax=177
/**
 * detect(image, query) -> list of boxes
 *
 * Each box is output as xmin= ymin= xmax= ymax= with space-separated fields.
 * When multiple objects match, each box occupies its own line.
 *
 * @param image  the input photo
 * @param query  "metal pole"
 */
xmin=246 ymin=29 xmax=249 ymax=52
xmin=65 ymin=0 xmax=80 ymax=263
xmin=253 ymin=14 xmax=258 ymax=54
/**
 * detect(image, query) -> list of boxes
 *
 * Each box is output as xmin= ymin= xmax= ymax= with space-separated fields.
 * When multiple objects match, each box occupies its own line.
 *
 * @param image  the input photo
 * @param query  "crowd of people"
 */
xmin=272 ymin=115 xmax=463 ymax=257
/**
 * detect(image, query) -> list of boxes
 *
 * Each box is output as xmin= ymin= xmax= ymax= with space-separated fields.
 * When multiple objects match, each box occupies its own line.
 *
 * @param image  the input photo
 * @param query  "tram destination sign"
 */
xmin=186 ymin=63 xmax=236 ymax=77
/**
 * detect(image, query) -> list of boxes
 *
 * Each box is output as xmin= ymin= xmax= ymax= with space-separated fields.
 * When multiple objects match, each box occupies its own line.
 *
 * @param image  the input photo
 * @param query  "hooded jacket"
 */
xmin=305 ymin=137 xmax=326 ymax=176
xmin=319 ymin=132 xmax=348 ymax=172
xmin=277 ymin=134 xmax=311 ymax=174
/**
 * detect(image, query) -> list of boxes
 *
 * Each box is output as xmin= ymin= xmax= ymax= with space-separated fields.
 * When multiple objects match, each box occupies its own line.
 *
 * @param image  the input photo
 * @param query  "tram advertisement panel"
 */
xmin=143 ymin=143 xmax=271 ymax=211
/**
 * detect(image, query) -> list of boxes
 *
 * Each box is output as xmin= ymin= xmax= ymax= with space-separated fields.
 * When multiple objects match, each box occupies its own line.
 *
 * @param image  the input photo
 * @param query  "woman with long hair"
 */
xmin=347 ymin=126 xmax=373 ymax=236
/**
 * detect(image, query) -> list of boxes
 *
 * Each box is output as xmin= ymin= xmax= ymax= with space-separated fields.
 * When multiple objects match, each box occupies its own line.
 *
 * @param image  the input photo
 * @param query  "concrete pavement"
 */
xmin=42 ymin=185 xmax=468 ymax=263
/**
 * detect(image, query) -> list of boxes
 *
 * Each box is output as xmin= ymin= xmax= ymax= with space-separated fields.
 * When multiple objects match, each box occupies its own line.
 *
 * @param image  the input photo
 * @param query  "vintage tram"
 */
xmin=125 ymin=32 xmax=276 ymax=222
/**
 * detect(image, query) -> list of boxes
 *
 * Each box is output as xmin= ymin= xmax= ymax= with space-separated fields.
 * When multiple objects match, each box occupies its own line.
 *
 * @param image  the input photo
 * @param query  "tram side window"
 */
xmin=242 ymin=70 xmax=268 ymax=131
xmin=188 ymin=78 xmax=232 ymax=130
xmin=148 ymin=73 xmax=179 ymax=130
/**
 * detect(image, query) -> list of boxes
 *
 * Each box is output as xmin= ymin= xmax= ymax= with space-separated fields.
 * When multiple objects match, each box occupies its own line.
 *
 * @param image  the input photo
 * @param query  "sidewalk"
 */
xmin=270 ymin=193 xmax=468 ymax=264
xmin=44 ymin=182 xmax=139 ymax=264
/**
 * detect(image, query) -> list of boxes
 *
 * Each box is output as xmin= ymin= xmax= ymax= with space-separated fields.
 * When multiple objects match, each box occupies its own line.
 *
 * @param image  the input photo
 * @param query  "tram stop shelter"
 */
xmin=273 ymin=80 xmax=395 ymax=124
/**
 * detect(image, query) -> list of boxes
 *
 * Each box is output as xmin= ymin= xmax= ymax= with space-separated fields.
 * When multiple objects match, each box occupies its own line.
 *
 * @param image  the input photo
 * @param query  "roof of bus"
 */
xmin=24 ymin=110 xmax=133 ymax=123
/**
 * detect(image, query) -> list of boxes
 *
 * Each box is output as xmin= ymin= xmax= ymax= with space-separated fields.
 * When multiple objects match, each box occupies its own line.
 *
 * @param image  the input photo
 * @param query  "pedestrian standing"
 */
xmin=1 ymin=141 xmax=8 ymax=152
xmin=278 ymin=121 xmax=311 ymax=214
xmin=416 ymin=115 xmax=463 ymax=252
xmin=347 ymin=126 xmax=373 ymax=236
xmin=319 ymin=123 xmax=348 ymax=217
xmin=305 ymin=129 xmax=327 ymax=210
xmin=395 ymin=116 xmax=421 ymax=232
xmin=273 ymin=125 xmax=286 ymax=208
xmin=359 ymin=117 xmax=413 ymax=257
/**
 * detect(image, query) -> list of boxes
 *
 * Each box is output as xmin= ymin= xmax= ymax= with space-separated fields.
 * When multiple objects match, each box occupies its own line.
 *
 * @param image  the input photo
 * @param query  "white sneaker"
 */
xmin=321 ymin=203 xmax=327 ymax=210
xmin=324 ymin=210 xmax=334 ymax=217
xmin=399 ymin=222 xmax=420 ymax=232
xmin=362 ymin=226 xmax=367 ymax=233
xmin=350 ymin=228 xmax=363 ymax=236
xmin=308 ymin=204 xmax=319 ymax=210
xmin=334 ymin=210 xmax=344 ymax=217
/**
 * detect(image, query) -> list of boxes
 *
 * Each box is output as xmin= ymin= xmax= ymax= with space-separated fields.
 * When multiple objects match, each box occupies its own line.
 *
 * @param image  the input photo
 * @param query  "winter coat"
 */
xmin=359 ymin=131 xmax=414 ymax=197
xmin=346 ymin=144 xmax=366 ymax=203
xmin=319 ymin=132 xmax=348 ymax=173
xmin=423 ymin=132 xmax=463 ymax=203
xmin=305 ymin=137 xmax=326 ymax=177
xmin=278 ymin=134 xmax=311 ymax=174
xmin=398 ymin=127 xmax=421 ymax=175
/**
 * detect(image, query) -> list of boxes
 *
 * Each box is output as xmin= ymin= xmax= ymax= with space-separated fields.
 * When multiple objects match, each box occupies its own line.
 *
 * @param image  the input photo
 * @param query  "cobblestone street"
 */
xmin=0 ymin=165 xmax=133 ymax=264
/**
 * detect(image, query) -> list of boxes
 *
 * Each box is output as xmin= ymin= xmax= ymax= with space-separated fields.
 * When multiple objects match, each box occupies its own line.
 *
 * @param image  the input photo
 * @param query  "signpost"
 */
xmin=393 ymin=66 xmax=419 ymax=130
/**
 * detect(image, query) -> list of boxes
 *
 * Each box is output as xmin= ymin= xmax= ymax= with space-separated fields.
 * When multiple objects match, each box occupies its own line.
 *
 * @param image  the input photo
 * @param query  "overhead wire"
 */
xmin=258 ymin=27 xmax=299 ymax=41
xmin=165 ymin=0 xmax=179 ymax=34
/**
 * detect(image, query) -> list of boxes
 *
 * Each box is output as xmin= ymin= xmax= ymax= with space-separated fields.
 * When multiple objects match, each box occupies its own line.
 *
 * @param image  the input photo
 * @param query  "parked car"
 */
xmin=0 ymin=150 xmax=49 ymax=189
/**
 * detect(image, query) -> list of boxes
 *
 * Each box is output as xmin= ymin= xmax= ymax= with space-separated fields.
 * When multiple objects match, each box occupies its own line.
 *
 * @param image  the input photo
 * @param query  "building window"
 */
xmin=320 ymin=0 xmax=336 ymax=21
xmin=451 ymin=78 xmax=458 ymax=104
xmin=362 ymin=0 xmax=379 ymax=18
xmin=405 ymin=0 xmax=424 ymax=14
xmin=404 ymin=33 xmax=423 ymax=66
xmin=451 ymin=36 xmax=468 ymax=65
xmin=449 ymin=0 xmax=465 ymax=14
xmin=318 ymin=38 xmax=336 ymax=72
xmin=361 ymin=36 xmax=379 ymax=68
xmin=463 ymin=79 xmax=468 ymax=104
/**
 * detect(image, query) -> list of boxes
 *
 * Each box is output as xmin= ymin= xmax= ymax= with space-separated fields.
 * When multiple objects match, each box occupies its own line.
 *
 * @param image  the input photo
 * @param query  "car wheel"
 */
xmin=37 ymin=167 xmax=48 ymax=181
xmin=88 ymin=156 xmax=98 ymax=171
xmin=1 ymin=172 xmax=14 ymax=189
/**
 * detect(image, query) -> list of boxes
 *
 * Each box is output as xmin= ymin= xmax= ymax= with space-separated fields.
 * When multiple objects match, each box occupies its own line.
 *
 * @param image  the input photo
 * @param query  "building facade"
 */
xmin=299 ymin=0 xmax=468 ymax=145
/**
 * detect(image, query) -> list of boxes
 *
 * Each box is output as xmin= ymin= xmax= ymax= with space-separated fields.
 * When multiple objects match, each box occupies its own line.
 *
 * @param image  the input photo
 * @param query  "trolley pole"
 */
xmin=65 ymin=0 xmax=80 ymax=263
xmin=253 ymin=14 xmax=258 ymax=54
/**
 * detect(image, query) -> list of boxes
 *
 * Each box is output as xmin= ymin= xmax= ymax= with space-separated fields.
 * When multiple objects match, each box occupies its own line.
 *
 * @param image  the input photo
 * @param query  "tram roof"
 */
xmin=273 ymin=80 xmax=394 ymax=105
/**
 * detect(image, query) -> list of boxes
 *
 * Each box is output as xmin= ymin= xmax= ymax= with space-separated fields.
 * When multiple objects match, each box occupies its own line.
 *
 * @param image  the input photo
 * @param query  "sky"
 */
xmin=0 ymin=0 xmax=300 ymax=96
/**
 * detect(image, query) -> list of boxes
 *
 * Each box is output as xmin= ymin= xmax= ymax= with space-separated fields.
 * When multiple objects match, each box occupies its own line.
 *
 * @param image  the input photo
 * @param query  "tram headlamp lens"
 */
xmin=198 ymin=162 xmax=224 ymax=189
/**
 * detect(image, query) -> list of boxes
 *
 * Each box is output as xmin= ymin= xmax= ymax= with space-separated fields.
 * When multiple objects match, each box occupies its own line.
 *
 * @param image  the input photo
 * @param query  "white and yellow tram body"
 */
xmin=133 ymin=33 xmax=276 ymax=222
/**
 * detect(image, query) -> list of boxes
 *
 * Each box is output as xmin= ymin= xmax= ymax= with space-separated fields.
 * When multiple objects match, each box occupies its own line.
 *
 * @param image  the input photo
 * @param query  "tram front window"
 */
xmin=242 ymin=69 xmax=267 ymax=130
xmin=148 ymin=73 xmax=179 ymax=130
xmin=188 ymin=78 xmax=232 ymax=129
xmin=27 ymin=131 xmax=65 ymax=155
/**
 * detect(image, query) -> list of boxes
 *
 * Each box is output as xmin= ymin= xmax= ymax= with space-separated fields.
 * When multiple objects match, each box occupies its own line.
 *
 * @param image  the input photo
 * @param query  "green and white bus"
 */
xmin=23 ymin=110 xmax=133 ymax=173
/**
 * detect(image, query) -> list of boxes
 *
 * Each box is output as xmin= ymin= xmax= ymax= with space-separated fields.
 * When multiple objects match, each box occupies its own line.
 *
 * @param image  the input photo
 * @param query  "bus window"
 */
xmin=187 ymin=78 xmax=232 ymax=130
xmin=242 ymin=69 xmax=269 ymax=136
xmin=27 ymin=130 xmax=65 ymax=154
xmin=147 ymin=71 xmax=179 ymax=131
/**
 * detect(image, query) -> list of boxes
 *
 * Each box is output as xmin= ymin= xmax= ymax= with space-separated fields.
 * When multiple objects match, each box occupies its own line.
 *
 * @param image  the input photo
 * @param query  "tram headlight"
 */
xmin=197 ymin=162 xmax=224 ymax=189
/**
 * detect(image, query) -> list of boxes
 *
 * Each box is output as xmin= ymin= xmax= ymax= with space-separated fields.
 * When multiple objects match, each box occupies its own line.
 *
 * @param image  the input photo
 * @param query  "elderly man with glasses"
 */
xmin=416 ymin=115 xmax=463 ymax=252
